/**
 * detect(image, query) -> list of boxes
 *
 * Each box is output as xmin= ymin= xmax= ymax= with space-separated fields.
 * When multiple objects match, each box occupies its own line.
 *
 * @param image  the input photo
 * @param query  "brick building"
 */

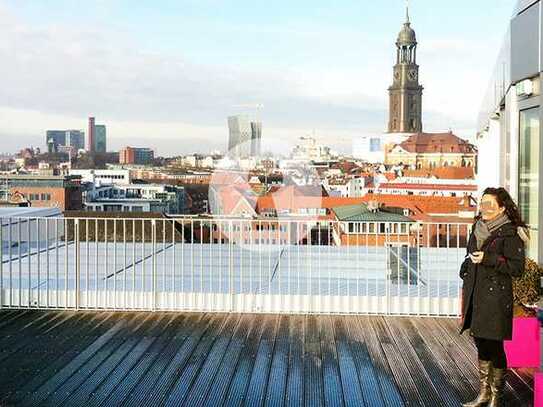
xmin=0 ymin=174 xmax=83 ymax=211
xmin=385 ymin=132 xmax=477 ymax=170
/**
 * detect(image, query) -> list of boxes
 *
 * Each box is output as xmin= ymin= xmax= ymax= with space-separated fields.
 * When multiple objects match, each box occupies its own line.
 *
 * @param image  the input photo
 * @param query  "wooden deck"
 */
xmin=0 ymin=310 xmax=535 ymax=406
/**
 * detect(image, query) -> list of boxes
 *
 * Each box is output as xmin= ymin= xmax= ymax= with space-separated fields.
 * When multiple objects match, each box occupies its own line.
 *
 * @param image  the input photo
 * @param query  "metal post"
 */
xmin=0 ymin=217 xmax=3 ymax=309
xmin=229 ymin=220 xmax=233 ymax=312
xmin=152 ymin=219 xmax=157 ymax=312
xmin=75 ymin=219 xmax=80 ymax=310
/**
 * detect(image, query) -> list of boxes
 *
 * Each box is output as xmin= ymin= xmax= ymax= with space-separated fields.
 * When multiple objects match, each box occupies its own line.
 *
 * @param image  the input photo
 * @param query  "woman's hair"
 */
xmin=479 ymin=187 xmax=528 ymax=228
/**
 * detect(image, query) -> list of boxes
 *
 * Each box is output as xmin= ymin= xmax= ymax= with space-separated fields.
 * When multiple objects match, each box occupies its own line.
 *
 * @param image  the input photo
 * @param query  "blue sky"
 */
xmin=0 ymin=0 xmax=516 ymax=155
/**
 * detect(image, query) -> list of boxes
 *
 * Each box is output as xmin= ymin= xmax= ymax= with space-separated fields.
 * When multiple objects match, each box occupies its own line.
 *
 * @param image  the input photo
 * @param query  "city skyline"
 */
xmin=0 ymin=0 xmax=514 ymax=155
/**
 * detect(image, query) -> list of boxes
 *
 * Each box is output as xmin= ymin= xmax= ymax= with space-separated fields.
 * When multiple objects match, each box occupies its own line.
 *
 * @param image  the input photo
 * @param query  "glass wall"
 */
xmin=519 ymin=107 xmax=540 ymax=259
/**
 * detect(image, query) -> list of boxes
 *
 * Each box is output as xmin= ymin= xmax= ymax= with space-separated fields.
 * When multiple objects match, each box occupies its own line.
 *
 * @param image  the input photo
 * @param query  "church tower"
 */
xmin=388 ymin=4 xmax=423 ymax=133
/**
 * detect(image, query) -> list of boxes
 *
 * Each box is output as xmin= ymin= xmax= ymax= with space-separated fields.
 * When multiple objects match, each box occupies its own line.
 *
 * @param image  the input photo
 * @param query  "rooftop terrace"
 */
xmin=0 ymin=310 xmax=535 ymax=406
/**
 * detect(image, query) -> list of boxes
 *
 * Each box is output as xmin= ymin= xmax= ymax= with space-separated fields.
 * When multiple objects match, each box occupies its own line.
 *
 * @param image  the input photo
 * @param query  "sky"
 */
xmin=0 ymin=0 xmax=516 ymax=156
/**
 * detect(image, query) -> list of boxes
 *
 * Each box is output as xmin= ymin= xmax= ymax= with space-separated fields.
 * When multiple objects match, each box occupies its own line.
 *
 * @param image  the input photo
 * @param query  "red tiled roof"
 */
xmin=431 ymin=166 xmax=476 ymax=180
xmin=358 ymin=194 xmax=475 ymax=216
xmin=216 ymin=185 xmax=257 ymax=214
xmin=377 ymin=183 xmax=477 ymax=191
xmin=209 ymin=171 xmax=248 ymax=185
xmin=402 ymin=167 xmax=475 ymax=180
xmin=383 ymin=172 xmax=397 ymax=181
xmin=391 ymin=132 xmax=476 ymax=154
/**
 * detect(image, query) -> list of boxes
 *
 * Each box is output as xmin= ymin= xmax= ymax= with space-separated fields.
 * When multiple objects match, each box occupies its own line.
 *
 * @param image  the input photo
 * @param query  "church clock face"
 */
xmin=394 ymin=70 xmax=400 ymax=81
xmin=408 ymin=69 xmax=418 ymax=81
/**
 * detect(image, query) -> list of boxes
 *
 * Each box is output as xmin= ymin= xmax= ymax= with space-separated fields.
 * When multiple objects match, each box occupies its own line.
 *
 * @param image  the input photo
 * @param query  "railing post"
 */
xmin=152 ymin=219 xmax=157 ymax=312
xmin=75 ymin=219 xmax=80 ymax=310
xmin=0 ymin=217 xmax=3 ymax=310
xmin=229 ymin=220 xmax=233 ymax=312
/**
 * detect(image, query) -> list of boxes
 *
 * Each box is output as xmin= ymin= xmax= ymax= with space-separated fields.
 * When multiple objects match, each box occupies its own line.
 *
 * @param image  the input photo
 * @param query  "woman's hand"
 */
xmin=469 ymin=251 xmax=484 ymax=264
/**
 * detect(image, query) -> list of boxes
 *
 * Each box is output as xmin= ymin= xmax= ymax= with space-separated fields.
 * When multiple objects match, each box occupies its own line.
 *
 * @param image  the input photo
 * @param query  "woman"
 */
xmin=459 ymin=187 xmax=529 ymax=407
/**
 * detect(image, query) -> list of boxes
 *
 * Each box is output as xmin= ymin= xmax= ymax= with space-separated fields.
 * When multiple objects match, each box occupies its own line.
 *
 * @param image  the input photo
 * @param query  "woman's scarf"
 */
xmin=473 ymin=212 xmax=511 ymax=250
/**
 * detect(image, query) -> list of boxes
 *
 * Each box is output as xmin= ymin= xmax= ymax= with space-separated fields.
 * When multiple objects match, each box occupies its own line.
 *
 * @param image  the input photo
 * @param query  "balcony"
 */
xmin=0 ymin=215 xmax=535 ymax=405
xmin=0 ymin=310 xmax=535 ymax=406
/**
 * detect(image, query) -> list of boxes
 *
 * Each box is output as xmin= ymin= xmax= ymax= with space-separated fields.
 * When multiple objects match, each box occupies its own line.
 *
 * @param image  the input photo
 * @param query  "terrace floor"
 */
xmin=0 ymin=310 xmax=535 ymax=407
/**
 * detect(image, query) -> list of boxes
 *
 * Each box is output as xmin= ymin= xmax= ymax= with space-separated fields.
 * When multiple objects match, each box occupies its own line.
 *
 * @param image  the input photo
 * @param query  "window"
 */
xmin=519 ymin=107 xmax=539 ymax=258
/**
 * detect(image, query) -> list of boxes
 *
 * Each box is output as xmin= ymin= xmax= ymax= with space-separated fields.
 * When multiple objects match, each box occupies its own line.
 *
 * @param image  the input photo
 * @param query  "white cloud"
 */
xmin=0 ymin=3 xmax=499 ymax=155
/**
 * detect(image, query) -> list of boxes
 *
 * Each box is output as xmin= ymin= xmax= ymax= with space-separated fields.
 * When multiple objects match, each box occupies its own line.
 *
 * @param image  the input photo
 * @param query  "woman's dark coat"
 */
xmin=459 ymin=222 xmax=525 ymax=341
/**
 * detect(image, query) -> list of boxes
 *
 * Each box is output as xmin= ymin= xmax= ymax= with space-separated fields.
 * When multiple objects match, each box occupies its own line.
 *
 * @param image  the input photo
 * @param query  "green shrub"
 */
xmin=512 ymin=258 xmax=543 ymax=316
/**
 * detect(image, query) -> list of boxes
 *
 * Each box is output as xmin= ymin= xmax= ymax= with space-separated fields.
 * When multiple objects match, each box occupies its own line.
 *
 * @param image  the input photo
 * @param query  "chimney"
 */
xmin=367 ymin=200 xmax=380 ymax=213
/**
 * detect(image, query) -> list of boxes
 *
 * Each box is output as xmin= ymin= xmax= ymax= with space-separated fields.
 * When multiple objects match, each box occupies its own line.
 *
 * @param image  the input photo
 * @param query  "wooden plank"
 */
xmin=355 ymin=316 xmax=404 ymax=407
xmin=122 ymin=313 xmax=214 ymax=406
xmin=320 ymin=316 xmax=345 ymax=407
xmin=84 ymin=313 xmax=175 ymax=406
xmin=181 ymin=314 xmax=243 ymax=406
xmin=64 ymin=313 xmax=165 ymax=406
xmin=243 ymin=314 xmax=279 ymax=406
xmin=0 ymin=311 xmax=79 ymax=365
xmin=370 ymin=317 xmax=425 ymax=406
xmin=388 ymin=316 xmax=464 ymax=406
xmin=0 ymin=311 xmax=95 ymax=396
xmin=0 ymin=310 xmax=49 ymax=333
xmin=33 ymin=313 xmax=146 ymax=406
xmin=223 ymin=314 xmax=267 ymax=407
xmin=97 ymin=313 xmax=192 ymax=406
xmin=265 ymin=315 xmax=290 ymax=407
xmin=8 ymin=311 xmax=120 ymax=403
xmin=337 ymin=316 xmax=384 ymax=407
xmin=163 ymin=314 xmax=239 ymax=406
xmin=285 ymin=315 xmax=304 ymax=407
xmin=430 ymin=317 xmax=527 ymax=406
xmin=203 ymin=314 xmax=255 ymax=406
xmin=408 ymin=317 xmax=477 ymax=395
xmin=304 ymin=315 xmax=324 ymax=407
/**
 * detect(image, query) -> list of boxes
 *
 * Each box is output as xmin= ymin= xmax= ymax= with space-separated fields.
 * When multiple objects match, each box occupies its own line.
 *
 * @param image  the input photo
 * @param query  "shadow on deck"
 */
xmin=0 ymin=310 xmax=535 ymax=406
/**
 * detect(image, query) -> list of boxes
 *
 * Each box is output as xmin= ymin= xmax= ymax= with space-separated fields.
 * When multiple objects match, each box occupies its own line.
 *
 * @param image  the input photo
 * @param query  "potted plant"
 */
xmin=504 ymin=258 xmax=543 ymax=368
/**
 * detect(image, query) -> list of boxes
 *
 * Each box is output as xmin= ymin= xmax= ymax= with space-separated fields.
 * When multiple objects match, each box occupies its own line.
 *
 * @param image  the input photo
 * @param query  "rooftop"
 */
xmin=390 ymin=132 xmax=477 ymax=154
xmin=331 ymin=203 xmax=414 ymax=223
xmin=0 ymin=310 xmax=534 ymax=406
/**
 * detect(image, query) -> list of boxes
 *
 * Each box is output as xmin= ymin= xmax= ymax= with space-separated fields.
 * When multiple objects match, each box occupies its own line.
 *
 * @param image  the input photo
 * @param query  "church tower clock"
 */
xmin=388 ymin=4 xmax=423 ymax=133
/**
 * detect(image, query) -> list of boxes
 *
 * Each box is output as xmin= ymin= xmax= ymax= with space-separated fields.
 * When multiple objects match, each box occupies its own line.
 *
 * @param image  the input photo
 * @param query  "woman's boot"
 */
xmin=487 ymin=367 xmax=506 ymax=407
xmin=462 ymin=359 xmax=492 ymax=407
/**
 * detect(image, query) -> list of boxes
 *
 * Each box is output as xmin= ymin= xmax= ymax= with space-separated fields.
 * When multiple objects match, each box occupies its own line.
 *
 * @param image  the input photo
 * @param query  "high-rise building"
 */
xmin=250 ymin=122 xmax=262 ymax=156
xmin=87 ymin=117 xmax=95 ymax=152
xmin=46 ymin=130 xmax=67 ymax=153
xmin=95 ymin=125 xmax=107 ymax=153
xmin=87 ymin=117 xmax=107 ymax=153
xmin=46 ymin=130 xmax=85 ymax=153
xmin=227 ymin=115 xmax=262 ymax=158
xmin=119 ymin=147 xmax=154 ymax=165
xmin=66 ymin=130 xmax=85 ymax=151
xmin=387 ymin=5 xmax=423 ymax=134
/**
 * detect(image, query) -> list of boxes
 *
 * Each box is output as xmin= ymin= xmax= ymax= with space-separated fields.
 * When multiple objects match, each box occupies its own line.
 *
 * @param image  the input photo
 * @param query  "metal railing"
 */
xmin=0 ymin=216 xmax=471 ymax=317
